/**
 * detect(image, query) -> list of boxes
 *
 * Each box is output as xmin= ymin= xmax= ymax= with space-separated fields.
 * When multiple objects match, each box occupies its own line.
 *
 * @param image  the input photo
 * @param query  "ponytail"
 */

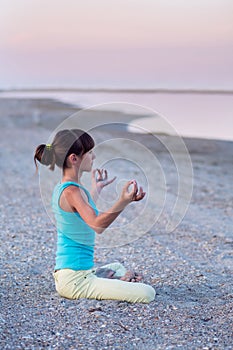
xmin=34 ymin=144 xmax=56 ymax=171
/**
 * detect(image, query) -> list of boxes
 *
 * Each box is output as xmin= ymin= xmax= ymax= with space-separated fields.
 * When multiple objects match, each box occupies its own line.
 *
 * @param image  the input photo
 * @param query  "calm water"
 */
xmin=1 ymin=90 xmax=232 ymax=141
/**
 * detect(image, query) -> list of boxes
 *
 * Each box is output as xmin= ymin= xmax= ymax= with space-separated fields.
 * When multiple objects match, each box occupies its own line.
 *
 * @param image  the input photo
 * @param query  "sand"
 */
xmin=0 ymin=98 xmax=232 ymax=349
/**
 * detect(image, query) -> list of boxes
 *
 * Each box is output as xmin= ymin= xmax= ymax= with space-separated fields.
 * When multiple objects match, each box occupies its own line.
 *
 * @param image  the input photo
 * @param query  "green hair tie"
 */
xmin=46 ymin=144 xmax=52 ymax=150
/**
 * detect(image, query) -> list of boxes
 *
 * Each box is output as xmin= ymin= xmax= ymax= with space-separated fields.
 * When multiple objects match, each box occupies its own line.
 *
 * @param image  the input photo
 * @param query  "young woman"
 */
xmin=34 ymin=129 xmax=155 ymax=303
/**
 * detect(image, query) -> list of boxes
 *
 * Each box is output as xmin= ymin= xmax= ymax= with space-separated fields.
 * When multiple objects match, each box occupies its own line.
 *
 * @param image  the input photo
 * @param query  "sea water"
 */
xmin=0 ymin=89 xmax=232 ymax=141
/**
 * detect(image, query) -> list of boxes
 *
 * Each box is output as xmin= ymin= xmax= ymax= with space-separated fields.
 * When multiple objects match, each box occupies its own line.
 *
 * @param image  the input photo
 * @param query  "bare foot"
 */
xmin=95 ymin=268 xmax=143 ymax=282
xmin=120 ymin=271 xmax=143 ymax=283
xmin=95 ymin=268 xmax=116 ymax=279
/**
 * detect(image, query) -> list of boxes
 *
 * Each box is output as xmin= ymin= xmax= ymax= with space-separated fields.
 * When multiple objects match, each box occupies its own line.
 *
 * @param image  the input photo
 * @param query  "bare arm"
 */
xmin=64 ymin=180 xmax=145 ymax=234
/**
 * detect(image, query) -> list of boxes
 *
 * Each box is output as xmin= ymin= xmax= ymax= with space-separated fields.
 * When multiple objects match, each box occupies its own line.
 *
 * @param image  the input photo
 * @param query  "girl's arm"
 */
xmin=90 ymin=168 xmax=116 ymax=203
xmin=64 ymin=180 xmax=145 ymax=234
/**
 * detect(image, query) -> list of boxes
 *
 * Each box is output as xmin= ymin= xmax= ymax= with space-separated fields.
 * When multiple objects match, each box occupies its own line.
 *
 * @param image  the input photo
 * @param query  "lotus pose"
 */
xmin=34 ymin=129 xmax=155 ymax=303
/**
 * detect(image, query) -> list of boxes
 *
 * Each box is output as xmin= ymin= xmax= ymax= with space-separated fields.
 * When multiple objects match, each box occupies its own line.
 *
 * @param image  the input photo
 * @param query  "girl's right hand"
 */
xmin=120 ymin=180 xmax=146 ymax=205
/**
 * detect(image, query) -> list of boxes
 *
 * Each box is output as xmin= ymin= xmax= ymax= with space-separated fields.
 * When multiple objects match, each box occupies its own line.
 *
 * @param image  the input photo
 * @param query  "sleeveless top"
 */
xmin=52 ymin=181 xmax=98 ymax=271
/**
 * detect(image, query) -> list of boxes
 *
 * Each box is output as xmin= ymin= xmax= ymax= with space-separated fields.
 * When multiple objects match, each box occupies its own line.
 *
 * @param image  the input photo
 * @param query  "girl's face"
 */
xmin=80 ymin=149 xmax=96 ymax=172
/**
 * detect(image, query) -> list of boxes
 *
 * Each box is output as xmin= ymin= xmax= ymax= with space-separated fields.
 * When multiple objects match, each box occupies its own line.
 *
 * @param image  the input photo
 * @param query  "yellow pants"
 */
xmin=53 ymin=262 xmax=155 ymax=303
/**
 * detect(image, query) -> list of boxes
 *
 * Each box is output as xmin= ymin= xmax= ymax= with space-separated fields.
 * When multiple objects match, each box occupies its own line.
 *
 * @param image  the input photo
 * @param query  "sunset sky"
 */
xmin=1 ymin=0 xmax=233 ymax=88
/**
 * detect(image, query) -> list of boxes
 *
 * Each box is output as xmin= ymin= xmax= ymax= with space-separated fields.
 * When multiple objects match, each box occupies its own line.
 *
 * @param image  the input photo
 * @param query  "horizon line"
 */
xmin=1 ymin=87 xmax=233 ymax=95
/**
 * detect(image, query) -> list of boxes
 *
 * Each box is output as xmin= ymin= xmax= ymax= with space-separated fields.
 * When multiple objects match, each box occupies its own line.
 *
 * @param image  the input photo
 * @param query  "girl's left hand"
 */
xmin=92 ymin=169 xmax=116 ymax=194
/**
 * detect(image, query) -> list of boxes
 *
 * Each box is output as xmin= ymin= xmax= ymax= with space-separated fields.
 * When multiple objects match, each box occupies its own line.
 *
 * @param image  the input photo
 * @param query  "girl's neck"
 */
xmin=62 ymin=167 xmax=82 ymax=184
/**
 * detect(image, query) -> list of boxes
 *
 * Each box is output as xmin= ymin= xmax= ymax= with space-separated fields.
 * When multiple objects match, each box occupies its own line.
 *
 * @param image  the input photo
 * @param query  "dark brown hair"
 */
xmin=34 ymin=129 xmax=95 ymax=171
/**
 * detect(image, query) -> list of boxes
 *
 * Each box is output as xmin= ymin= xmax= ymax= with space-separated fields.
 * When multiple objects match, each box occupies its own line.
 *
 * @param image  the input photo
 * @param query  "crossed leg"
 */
xmin=54 ymin=265 xmax=155 ymax=303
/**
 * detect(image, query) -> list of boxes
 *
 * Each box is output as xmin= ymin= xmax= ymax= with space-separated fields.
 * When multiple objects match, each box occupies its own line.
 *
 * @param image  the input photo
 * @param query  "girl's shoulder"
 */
xmin=60 ymin=180 xmax=82 ymax=188
xmin=57 ymin=181 xmax=87 ymax=193
xmin=54 ymin=181 xmax=98 ymax=214
xmin=59 ymin=181 xmax=90 ymax=200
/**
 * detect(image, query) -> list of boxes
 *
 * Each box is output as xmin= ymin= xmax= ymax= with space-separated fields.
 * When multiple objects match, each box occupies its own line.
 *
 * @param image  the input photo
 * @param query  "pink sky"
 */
xmin=1 ymin=0 xmax=233 ymax=88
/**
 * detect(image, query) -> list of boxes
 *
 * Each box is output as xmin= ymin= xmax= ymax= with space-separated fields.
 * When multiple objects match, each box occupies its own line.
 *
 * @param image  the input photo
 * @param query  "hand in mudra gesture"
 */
xmin=120 ymin=180 xmax=146 ymax=204
xmin=92 ymin=168 xmax=116 ymax=194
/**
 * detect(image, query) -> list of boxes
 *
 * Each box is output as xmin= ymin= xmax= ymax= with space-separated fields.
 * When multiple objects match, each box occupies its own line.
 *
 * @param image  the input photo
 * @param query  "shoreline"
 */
xmin=1 ymin=86 xmax=233 ymax=95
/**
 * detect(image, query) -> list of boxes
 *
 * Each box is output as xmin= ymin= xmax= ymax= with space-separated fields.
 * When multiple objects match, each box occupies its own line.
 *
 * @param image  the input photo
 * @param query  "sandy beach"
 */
xmin=1 ymin=98 xmax=233 ymax=349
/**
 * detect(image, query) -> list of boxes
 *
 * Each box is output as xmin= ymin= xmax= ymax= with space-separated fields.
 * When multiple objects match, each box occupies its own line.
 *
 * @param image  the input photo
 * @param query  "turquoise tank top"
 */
xmin=52 ymin=181 xmax=98 ymax=271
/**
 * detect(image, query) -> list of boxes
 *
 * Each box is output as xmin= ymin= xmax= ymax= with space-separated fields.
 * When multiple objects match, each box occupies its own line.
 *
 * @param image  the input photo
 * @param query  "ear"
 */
xmin=68 ymin=153 xmax=79 ymax=164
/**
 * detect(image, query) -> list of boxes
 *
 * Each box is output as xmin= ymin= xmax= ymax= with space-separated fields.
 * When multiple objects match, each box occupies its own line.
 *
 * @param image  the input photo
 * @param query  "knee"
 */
xmin=143 ymin=285 xmax=156 ymax=303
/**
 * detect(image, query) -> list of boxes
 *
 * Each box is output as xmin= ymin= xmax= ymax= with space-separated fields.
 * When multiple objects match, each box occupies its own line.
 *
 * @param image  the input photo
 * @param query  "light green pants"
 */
xmin=53 ymin=262 xmax=155 ymax=303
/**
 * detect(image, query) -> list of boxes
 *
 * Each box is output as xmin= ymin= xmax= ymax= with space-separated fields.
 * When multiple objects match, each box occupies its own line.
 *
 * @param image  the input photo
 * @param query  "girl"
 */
xmin=34 ymin=129 xmax=155 ymax=303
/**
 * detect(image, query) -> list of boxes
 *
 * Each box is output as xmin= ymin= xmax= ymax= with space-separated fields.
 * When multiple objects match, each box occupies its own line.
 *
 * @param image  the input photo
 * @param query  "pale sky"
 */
xmin=1 ymin=0 xmax=233 ymax=88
